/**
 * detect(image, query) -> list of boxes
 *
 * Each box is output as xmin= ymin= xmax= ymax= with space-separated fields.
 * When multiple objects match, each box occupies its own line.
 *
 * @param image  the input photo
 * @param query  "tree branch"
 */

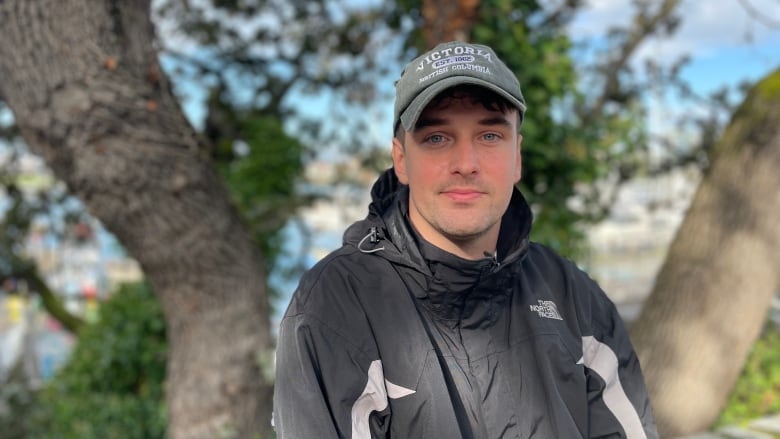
xmin=737 ymin=0 xmax=780 ymax=28
xmin=584 ymin=0 xmax=683 ymax=125
xmin=540 ymin=0 xmax=583 ymax=29
xmin=15 ymin=264 xmax=85 ymax=334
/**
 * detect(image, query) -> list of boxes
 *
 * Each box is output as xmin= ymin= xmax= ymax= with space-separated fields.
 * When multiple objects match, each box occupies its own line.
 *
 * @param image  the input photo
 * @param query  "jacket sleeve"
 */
xmin=577 ymin=276 xmax=659 ymax=439
xmin=273 ymin=269 xmax=391 ymax=439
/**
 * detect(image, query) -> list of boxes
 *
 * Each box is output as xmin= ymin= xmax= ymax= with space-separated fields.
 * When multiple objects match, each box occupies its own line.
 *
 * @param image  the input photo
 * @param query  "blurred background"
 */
xmin=1 ymin=0 xmax=780 ymax=438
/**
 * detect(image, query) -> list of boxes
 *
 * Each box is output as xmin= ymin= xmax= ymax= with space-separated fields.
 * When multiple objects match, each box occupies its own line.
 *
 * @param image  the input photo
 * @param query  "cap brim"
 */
xmin=398 ymin=76 xmax=526 ymax=132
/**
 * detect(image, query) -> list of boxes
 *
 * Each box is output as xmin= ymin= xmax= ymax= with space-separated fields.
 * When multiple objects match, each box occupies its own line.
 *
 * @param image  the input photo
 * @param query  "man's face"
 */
xmin=392 ymin=94 xmax=522 ymax=259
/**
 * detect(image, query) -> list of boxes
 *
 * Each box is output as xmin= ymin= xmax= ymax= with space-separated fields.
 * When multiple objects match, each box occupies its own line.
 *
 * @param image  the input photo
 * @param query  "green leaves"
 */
xmin=28 ymin=282 xmax=167 ymax=439
xmin=717 ymin=324 xmax=780 ymax=428
xmin=206 ymin=87 xmax=309 ymax=292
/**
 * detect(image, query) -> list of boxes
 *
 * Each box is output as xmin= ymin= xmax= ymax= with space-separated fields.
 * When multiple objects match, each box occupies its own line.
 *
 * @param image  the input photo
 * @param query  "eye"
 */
xmin=482 ymin=133 xmax=501 ymax=141
xmin=425 ymin=134 xmax=446 ymax=144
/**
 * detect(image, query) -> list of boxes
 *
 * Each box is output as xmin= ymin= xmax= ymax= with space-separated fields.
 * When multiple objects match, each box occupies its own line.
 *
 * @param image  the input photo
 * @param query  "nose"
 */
xmin=451 ymin=139 xmax=479 ymax=175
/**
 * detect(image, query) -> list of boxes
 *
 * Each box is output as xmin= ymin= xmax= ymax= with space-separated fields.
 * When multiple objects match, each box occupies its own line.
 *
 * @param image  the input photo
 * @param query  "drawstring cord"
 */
xmin=358 ymin=227 xmax=385 ymax=253
xmin=484 ymin=250 xmax=501 ymax=272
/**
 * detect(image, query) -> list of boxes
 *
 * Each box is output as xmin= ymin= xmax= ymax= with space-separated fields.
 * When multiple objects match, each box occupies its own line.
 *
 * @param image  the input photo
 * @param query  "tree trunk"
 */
xmin=630 ymin=69 xmax=780 ymax=437
xmin=0 ymin=2 xmax=274 ymax=438
xmin=421 ymin=0 xmax=480 ymax=47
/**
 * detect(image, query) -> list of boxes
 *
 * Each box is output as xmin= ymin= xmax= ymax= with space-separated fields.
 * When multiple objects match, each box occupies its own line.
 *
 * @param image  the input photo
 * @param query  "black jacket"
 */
xmin=274 ymin=169 xmax=658 ymax=438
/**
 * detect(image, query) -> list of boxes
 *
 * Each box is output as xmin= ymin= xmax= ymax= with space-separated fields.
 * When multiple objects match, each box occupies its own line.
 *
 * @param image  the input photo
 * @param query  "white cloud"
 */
xmin=570 ymin=0 xmax=780 ymax=62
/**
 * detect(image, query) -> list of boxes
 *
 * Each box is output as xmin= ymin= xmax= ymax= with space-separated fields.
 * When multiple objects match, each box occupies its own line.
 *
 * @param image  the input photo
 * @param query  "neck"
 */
xmin=444 ymin=236 xmax=497 ymax=260
xmin=409 ymin=217 xmax=499 ymax=260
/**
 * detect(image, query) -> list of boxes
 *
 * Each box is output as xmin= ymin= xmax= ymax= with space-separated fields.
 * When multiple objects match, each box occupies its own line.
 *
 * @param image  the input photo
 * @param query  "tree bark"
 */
xmin=630 ymin=68 xmax=780 ymax=437
xmin=421 ymin=0 xmax=480 ymax=47
xmin=0 ymin=2 xmax=274 ymax=438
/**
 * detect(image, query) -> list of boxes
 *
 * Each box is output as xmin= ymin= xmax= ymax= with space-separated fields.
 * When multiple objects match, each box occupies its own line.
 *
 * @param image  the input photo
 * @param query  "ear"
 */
xmin=392 ymin=136 xmax=409 ymax=184
xmin=514 ymin=134 xmax=523 ymax=183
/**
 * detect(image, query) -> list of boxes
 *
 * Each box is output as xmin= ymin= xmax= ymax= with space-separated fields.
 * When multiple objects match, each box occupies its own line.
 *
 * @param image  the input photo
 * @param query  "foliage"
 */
xmin=155 ymin=0 xmax=399 ymax=152
xmin=0 ymin=358 xmax=39 ymax=439
xmin=26 ymin=282 xmax=167 ymax=439
xmin=207 ymin=86 xmax=310 ymax=294
xmin=716 ymin=320 xmax=780 ymax=428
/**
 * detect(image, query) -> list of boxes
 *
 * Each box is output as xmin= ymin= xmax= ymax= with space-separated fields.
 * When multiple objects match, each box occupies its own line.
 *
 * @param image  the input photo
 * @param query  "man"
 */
xmin=273 ymin=41 xmax=658 ymax=439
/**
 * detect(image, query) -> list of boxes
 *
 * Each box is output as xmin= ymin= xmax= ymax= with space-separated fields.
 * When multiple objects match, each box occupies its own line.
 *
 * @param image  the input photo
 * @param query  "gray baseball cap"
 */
xmin=394 ymin=41 xmax=526 ymax=132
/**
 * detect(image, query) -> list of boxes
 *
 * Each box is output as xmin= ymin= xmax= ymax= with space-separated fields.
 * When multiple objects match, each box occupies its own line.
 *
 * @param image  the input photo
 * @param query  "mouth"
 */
xmin=441 ymin=188 xmax=485 ymax=202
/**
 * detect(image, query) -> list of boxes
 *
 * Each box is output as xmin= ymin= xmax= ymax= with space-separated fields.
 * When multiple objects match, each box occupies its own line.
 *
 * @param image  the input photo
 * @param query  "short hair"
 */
xmin=394 ymin=84 xmax=521 ymax=143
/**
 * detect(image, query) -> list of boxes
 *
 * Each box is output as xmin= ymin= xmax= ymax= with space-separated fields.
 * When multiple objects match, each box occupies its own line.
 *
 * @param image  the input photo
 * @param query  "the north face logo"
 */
xmin=530 ymin=300 xmax=563 ymax=320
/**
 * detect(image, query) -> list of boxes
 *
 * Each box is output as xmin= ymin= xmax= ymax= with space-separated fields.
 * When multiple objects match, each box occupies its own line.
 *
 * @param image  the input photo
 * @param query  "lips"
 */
xmin=442 ymin=188 xmax=484 ymax=202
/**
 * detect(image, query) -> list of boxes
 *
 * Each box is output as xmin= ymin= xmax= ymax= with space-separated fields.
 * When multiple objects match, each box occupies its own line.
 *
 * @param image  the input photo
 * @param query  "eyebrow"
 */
xmin=413 ymin=117 xmax=447 ymax=131
xmin=477 ymin=116 xmax=513 ymax=128
xmin=414 ymin=115 xmax=513 ymax=131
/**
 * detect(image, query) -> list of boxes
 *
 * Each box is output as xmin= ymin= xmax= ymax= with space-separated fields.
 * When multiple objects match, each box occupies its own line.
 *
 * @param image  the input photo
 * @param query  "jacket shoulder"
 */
xmin=285 ymin=245 xmax=367 ymax=312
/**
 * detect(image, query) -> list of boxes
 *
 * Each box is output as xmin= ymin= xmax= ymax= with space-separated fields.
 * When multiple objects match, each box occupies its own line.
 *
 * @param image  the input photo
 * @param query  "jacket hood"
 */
xmin=343 ymin=168 xmax=533 ymax=273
